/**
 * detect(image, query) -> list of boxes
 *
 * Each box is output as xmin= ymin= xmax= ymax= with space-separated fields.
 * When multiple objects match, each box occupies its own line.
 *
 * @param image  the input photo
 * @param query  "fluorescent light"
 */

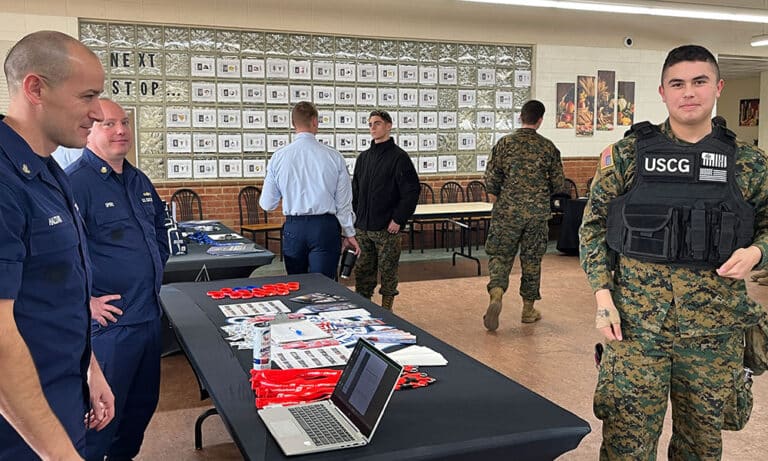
xmin=462 ymin=0 xmax=768 ymax=24
xmin=751 ymin=34 xmax=768 ymax=46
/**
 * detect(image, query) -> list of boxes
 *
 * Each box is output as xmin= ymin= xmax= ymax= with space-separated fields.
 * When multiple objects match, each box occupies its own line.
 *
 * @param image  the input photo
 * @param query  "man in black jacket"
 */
xmin=352 ymin=110 xmax=420 ymax=310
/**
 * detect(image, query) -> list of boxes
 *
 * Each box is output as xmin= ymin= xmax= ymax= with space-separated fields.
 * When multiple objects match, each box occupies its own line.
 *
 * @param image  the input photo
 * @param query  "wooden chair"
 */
xmin=466 ymin=180 xmax=488 ymax=203
xmin=563 ymin=177 xmax=578 ymax=199
xmin=238 ymin=186 xmax=283 ymax=260
xmin=170 ymin=188 xmax=203 ymax=221
xmin=409 ymin=182 xmax=438 ymax=253
xmin=465 ymin=180 xmax=490 ymax=249
xmin=439 ymin=181 xmax=465 ymax=250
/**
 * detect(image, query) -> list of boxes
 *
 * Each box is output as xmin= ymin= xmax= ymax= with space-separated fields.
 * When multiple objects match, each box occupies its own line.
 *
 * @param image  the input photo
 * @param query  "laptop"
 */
xmin=258 ymin=338 xmax=403 ymax=456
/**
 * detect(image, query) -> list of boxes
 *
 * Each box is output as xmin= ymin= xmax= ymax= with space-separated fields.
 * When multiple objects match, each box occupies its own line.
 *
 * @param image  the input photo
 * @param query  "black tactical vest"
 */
xmin=606 ymin=122 xmax=754 ymax=267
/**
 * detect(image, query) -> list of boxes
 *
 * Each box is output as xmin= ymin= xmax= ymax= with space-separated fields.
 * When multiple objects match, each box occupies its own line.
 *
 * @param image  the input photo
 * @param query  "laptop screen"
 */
xmin=330 ymin=339 xmax=403 ymax=439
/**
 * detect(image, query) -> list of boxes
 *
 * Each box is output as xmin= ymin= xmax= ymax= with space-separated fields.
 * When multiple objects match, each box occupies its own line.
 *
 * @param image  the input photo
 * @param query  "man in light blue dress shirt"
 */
xmin=260 ymin=101 xmax=360 ymax=279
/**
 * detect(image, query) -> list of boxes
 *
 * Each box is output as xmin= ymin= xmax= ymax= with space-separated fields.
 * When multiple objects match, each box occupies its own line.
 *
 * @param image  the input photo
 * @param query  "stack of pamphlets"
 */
xmin=387 ymin=346 xmax=448 ymax=366
xmin=206 ymin=243 xmax=264 ymax=255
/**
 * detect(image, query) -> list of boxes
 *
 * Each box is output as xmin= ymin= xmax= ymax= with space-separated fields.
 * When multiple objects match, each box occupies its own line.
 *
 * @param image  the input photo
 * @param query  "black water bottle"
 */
xmin=339 ymin=249 xmax=357 ymax=279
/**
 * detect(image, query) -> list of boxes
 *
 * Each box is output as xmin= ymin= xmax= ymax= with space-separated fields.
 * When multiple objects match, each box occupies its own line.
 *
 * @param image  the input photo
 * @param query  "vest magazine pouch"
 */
xmin=606 ymin=199 xmax=625 ymax=253
xmin=687 ymin=208 xmax=708 ymax=261
xmin=622 ymin=204 xmax=678 ymax=262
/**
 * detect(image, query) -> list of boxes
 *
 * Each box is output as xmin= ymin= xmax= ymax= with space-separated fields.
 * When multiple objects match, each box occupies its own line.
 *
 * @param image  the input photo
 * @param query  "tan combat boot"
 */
xmin=483 ymin=288 xmax=504 ymax=331
xmin=521 ymin=299 xmax=542 ymax=323
xmin=381 ymin=295 xmax=395 ymax=310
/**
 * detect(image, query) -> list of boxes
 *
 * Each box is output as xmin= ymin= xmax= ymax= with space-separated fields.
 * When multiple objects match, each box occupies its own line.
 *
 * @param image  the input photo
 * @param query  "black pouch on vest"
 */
xmin=621 ymin=204 xmax=679 ymax=262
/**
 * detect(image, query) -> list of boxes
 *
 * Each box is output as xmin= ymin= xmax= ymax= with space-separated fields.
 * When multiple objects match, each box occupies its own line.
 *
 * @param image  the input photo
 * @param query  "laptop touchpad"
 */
xmin=272 ymin=420 xmax=304 ymax=437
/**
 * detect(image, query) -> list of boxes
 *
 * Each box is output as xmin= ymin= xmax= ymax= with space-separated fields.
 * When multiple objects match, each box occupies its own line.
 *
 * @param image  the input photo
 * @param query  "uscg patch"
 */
xmin=640 ymin=153 xmax=695 ymax=178
xmin=600 ymin=145 xmax=614 ymax=170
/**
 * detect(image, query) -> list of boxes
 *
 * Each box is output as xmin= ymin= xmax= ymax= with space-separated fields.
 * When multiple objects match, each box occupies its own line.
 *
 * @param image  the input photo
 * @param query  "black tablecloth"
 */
xmin=556 ymin=198 xmax=588 ymax=255
xmin=161 ymin=222 xmax=275 ymax=354
xmin=160 ymin=273 xmax=590 ymax=460
xmin=163 ymin=223 xmax=275 ymax=283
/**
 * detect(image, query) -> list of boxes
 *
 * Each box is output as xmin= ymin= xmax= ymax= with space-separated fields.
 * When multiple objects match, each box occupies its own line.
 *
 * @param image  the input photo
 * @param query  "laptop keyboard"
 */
xmin=288 ymin=404 xmax=356 ymax=446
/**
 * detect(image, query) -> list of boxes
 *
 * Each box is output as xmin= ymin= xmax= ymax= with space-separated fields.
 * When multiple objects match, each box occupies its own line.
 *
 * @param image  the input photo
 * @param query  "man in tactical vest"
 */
xmin=579 ymin=44 xmax=768 ymax=459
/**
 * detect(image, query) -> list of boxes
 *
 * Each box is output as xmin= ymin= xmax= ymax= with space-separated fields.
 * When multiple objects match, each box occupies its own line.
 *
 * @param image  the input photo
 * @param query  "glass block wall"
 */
xmin=79 ymin=21 xmax=533 ymax=181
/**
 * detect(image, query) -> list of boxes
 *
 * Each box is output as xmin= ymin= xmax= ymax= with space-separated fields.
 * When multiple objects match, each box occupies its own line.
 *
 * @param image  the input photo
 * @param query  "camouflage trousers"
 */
xmin=595 ymin=302 xmax=747 ymax=460
xmin=485 ymin=216 xmax=548 ymax=301
xmin=354 ymin=229 xmax=401 ymax=298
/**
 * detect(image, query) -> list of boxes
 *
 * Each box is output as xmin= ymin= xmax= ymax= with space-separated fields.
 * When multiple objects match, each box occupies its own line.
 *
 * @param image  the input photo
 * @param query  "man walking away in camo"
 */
xmin=483 ymin=100 xmax=564 ymax=331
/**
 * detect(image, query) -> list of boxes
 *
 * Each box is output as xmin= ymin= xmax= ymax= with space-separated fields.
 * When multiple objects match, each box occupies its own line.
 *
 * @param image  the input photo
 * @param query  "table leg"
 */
xmin=450 ymin=218 xmax=481 ymax=276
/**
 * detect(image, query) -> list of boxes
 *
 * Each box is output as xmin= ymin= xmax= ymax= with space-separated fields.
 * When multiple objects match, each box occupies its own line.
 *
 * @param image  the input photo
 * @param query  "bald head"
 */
xmin=4 ymin=30 xmax=96 ymax=96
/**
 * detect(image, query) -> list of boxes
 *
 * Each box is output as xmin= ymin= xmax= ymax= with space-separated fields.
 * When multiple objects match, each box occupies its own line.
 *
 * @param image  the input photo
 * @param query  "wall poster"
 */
xmin=617 ymin=81 xmax=635 ymax=127
xmin=739 ymin=98 xmax=759 ymax=126
xmin=576 ymin=75 xmax=596 ymax=137
xmin=555 ymin=82 xmax=575 ymax=129
xmin=596 ymin=70 xmax=615 ymax=131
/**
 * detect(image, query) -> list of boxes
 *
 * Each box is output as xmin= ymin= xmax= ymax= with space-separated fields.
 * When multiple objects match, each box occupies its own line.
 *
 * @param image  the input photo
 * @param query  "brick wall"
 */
xmin=155 ymin=156 xmax=599 ymax=237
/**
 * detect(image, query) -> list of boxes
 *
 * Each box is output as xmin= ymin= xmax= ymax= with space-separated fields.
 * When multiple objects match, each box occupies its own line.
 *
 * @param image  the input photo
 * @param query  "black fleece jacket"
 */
xmin=352 ymin=138 xmax=420 ymax=231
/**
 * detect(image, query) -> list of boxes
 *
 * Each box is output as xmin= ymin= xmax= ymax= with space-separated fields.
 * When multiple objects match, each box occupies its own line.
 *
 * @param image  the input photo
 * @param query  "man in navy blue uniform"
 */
xmin=0 ymin=30 xmax=114 ymax=460
xmin=66 ymin=98 xmax=169 ymax=461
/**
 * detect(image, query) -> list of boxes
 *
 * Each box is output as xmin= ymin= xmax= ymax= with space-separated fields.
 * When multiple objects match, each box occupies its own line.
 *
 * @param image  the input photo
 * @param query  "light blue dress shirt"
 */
xmin=260 ymin=132 xmax=356 ymax=237
xmin=51 ymin=146 xmax=84 ymax=169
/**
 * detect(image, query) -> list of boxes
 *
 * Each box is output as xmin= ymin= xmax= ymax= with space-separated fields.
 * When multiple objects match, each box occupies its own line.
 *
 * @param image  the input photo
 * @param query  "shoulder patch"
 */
xmin=600 ymin=144 xmax=614 ymax=170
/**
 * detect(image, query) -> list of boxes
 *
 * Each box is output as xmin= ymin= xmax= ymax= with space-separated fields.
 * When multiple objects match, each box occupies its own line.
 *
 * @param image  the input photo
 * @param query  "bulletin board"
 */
xmin=79 ymin=21 xmax=533 ymax=181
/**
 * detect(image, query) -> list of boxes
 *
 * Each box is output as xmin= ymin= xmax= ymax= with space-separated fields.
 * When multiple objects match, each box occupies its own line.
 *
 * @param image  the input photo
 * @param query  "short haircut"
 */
xmin=369 ymin=109 xmax=392 ymax=124
xmin=520 ymin=100 xmax=545 ymax=124
xmin=4 ymin=30 xmax=86 ymax=95
xmin=291 ymin=101 xmax=318 ymax=128
xmin=661 ymin=44 xmax=720 ymax=84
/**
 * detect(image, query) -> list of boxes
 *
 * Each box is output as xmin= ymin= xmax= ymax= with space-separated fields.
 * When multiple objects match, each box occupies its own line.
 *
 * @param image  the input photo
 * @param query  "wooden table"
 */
xmin=412 ymin=202 xmax=493 ymax=275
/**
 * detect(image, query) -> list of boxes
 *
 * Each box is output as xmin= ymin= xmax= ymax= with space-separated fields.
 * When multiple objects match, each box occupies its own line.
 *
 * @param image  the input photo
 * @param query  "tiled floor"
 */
xmin=137 ymin=245 xmax=768 ymax=460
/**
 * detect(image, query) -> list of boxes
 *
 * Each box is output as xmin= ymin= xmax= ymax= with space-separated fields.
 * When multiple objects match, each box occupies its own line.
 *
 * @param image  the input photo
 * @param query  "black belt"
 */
xmin=285 ymin=214 xmax=334 ymax=222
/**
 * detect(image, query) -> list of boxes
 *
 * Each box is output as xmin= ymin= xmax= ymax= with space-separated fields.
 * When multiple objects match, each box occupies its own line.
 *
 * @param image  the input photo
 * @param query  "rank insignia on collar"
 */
xmin=22 ymin=163 xmax=30 ymax=174
xmin=100 ymin=166 xmax=108 ymax=173
xmin=143 ymin=191 xmax=151 ymax=196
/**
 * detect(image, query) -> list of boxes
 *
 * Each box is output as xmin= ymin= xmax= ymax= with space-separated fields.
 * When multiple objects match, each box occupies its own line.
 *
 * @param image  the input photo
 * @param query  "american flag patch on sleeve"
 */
xmin=600 ymin=145 xmax=614 ymax=170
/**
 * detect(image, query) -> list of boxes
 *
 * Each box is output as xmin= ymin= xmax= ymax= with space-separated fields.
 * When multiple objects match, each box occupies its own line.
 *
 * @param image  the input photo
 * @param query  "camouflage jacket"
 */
xmin=579 ymin=119 xmax=768 ymax=338
xmin=485 ymin=128 xmax=564 ymax=220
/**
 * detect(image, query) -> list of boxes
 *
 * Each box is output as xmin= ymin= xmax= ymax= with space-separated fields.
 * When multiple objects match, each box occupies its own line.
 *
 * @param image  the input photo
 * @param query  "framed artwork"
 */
xmin=739 ymin=99 xmax=759 ymax=126
xmin=555 ymin=82 xmax=576 ymax=129
xmin=617 ymin=81 xmax=635 ymax=126
xmin=596 ymin=70 xmax=615 ymax=131
xmin=576 ymin=75 xmax=596 ymax=136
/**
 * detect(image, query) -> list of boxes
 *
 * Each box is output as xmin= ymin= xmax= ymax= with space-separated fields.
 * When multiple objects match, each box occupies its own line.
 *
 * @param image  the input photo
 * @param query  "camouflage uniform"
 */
xmin=354 ymin=229 xmax=401 ymax=298
xmin=580 ymin=120 xmax=768 ymax=459
xmin=485 ymin=128 xmax=564 ymax=299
